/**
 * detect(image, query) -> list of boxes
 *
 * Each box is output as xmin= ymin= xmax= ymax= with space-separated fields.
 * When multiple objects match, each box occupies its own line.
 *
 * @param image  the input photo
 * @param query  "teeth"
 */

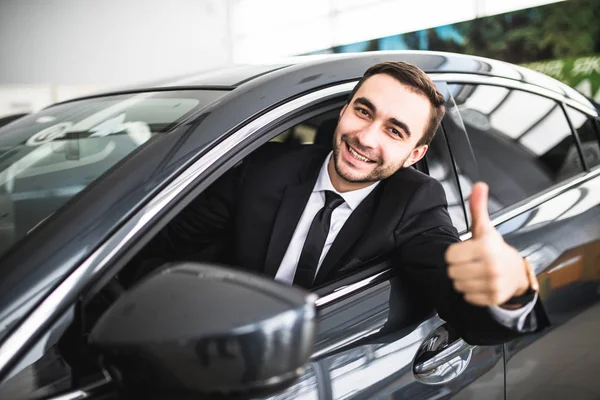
xmin=348 ymin=145 xmax=371 ymax=162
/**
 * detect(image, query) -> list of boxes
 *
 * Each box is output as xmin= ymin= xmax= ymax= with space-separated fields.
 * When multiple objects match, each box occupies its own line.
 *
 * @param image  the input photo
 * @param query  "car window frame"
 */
xmin=563 ymin=103 xmax=600 ymax=172
xmin=435 ymin=74 xmax=598 ymax=230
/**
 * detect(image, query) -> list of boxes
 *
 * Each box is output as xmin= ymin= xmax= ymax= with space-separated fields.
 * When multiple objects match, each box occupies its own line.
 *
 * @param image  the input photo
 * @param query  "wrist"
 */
xmin=517 ymin=257 xmax=537 ymax=293
xmin=503 ymin=257 xmax=538 ymax=308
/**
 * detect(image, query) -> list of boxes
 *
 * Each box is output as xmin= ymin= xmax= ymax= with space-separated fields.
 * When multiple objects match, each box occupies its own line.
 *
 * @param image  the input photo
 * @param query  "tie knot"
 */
xmin=324 ymin=190 xmax=344 ymax=211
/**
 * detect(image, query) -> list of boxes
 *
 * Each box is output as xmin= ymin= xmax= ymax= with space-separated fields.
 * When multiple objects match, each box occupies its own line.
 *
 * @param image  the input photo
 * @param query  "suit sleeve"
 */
xmin=392 ymin=178 xmax=549 ymax=345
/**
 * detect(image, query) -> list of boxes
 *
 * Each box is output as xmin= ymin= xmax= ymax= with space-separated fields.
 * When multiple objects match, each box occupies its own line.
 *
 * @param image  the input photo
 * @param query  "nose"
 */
xmin=355 ymin=122 xmax=380 ymax=149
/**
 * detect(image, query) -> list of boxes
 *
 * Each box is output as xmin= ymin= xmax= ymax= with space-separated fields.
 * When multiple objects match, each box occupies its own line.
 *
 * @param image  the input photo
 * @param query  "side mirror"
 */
xmin=89 ymin=263 xmax=317 ymax=398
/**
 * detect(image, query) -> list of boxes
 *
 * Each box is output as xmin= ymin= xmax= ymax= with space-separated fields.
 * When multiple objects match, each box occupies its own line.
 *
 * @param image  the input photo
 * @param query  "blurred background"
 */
xmin=1 ymin=0 xmax=599 ymax=120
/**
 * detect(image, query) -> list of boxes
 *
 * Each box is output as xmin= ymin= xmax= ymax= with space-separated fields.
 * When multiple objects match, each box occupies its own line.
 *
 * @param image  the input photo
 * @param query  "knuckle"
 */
xmin=467 ymin=294 xmax=484 ymax=306
xmin=486 ymin=262 xmax=500 ymax=279
xmin=453 ymin=280 xmax=462 ymax=292
xmin=489 ymin=278 xmax=501 ymax=293
xmin=447 ymin=267 xmax=456 ymax=279
xmin=480 ymin=244 xmax=495 ymax=262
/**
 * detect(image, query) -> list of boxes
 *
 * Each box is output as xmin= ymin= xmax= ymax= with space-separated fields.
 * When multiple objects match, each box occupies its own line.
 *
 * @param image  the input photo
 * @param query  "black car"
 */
xmin=0 ymin=51 xmax=599 ymax=399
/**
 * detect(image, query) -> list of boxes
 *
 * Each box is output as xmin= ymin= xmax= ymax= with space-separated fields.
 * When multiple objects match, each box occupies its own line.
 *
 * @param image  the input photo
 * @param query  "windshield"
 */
xmin=0 ymin=90 xmax=223 ymax=257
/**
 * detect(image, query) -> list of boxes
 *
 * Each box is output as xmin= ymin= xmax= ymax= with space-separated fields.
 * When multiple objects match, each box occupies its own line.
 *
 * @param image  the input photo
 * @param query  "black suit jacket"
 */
xmin=133 ymin=143 xmax=549 ymax=345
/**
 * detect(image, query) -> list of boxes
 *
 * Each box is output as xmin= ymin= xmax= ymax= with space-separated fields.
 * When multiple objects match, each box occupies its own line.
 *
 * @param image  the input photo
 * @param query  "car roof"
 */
xmin=131 ymin=51 xmax=554 ymax=88
xmin=81 ymin=51 xmax=591 ymax=109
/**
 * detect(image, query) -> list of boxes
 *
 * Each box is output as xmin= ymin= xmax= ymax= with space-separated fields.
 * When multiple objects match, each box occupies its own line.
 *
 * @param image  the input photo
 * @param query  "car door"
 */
xmin=446 ymin=79 xmax=600 ymax=400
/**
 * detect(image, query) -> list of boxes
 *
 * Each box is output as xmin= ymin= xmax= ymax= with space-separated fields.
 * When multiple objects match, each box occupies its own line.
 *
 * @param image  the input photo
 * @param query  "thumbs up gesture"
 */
xmin=445 ymin=182 xmax=531 ymax=307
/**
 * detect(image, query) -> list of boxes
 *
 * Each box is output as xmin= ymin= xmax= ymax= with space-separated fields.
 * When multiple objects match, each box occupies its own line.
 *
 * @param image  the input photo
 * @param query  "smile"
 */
xmin=346 ymin=143 xmax=374 ymax=163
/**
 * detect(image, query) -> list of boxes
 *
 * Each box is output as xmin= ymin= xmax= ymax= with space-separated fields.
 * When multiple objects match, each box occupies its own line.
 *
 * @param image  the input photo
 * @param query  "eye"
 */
xmin=389 ymin=127 xmax=403 ymax=138
xmin=355 ymin=107 xmax=370 ymax=118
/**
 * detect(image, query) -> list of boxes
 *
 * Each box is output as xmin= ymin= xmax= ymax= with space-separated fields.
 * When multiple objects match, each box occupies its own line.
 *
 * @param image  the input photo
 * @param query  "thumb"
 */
xmin=470 ymin=182 xmax=492 ymax=238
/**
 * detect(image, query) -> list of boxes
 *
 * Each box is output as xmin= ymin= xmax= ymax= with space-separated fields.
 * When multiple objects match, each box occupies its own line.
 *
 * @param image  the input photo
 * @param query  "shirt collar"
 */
xmin=313 ymin=152 xmax=379 ymax=211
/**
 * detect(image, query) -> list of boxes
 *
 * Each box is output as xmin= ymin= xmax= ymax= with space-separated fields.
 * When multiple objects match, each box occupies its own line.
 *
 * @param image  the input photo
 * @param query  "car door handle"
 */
xmin=414 ymin=338 xmax=474 ymax=374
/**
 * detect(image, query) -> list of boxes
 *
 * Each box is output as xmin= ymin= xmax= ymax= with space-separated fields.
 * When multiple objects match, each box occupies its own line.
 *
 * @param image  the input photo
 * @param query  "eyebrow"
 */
xmin=354 ymin=97 xmax=412 ymax=138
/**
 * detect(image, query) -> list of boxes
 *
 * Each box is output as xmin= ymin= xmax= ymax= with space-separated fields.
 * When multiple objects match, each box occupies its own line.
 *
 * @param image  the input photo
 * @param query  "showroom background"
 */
xmin=0 ymin=0 xmax=597 ymax=118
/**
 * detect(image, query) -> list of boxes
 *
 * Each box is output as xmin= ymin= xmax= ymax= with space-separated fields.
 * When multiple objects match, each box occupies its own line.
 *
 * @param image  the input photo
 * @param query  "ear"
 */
xmin=402 ymin=144 xmax=428 ymax=168
xmin=339 ymin=104 xmax=347 ymax=118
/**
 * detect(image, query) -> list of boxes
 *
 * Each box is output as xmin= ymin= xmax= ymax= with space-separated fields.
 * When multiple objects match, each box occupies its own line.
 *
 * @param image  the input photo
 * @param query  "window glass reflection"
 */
xmin=450 ymin=84 xmax=585 ymax=216
xmin=490 ymin=90 xmax=555 ymax=139
xmin=0 ymin=92 xmax=218 ymax=258
xmin=520 ymin=106 xmax=574 ymax=157
xmin=464 ymin=85 xmax=509 ymax=115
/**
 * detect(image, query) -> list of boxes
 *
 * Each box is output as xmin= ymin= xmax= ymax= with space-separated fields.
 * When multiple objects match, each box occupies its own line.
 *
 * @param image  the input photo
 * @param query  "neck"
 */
xmin=327 ymin=156 xmax=375 ymax=193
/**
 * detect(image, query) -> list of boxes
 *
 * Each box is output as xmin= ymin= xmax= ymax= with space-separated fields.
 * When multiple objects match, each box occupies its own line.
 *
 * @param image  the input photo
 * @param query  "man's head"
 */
xmin=329 ymin=61 xmax=446 ymax=192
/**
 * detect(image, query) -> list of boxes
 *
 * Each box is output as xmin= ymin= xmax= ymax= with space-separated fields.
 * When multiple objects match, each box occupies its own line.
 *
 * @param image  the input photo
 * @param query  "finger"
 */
xmin=452 ymin=278 xmax=492 ymax=294
xmin=447 ymin=261 xmax=489 ymax=280
xmin=445 ymin=240 xmax=485 ymax=264
xmin=470 ymin=182 xmax=492 ymax=239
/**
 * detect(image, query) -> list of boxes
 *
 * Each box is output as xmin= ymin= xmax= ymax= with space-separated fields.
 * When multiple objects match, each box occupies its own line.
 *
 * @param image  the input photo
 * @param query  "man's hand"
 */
xmin=445 ymin=182 xmax=530 ymax=307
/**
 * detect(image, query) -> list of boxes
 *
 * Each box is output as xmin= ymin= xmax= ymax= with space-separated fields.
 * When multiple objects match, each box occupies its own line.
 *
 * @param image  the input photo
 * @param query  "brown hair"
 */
xmin=347 ymin=61 xmax=445 ymax=147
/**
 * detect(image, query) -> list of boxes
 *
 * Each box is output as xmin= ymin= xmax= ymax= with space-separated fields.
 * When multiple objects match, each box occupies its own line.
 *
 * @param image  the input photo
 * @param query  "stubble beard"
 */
xmin=332 ymin=133 xmax=407 ymax=184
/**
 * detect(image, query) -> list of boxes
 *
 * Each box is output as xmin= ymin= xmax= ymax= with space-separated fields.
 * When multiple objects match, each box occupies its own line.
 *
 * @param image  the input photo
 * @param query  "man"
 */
xmin=130 ymin=61 xmax=548 ymax=344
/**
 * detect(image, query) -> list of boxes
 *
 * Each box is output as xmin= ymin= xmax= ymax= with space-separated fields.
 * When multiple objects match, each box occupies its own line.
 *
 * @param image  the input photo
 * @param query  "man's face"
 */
xmin=331 ymin=73 xmax=431 ymax=187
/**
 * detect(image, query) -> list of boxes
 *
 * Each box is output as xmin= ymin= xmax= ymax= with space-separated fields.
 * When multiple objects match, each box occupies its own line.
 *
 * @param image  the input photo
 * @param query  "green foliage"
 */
xmin=459 ymin=0 xmax=600 ymax=63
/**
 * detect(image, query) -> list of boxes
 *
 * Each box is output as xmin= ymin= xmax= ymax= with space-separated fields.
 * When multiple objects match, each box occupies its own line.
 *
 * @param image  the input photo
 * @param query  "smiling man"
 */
xmin=132 ymin=61 xmax=548 ymax=344
xmin=330 ymin=69 xmax=436 ymax=190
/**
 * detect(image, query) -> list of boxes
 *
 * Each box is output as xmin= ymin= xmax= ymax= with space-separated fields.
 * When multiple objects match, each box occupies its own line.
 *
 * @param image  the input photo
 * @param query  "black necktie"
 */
xmin=293 ymin=190 xmax=345 ymax=288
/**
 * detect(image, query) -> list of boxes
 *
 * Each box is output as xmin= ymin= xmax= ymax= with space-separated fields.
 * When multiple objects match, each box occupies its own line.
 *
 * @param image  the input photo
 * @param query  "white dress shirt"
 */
xmin=274 ymin=152 xmax=379 ymax=284
xmin=273 ymin=151 xmax=533 ymax=326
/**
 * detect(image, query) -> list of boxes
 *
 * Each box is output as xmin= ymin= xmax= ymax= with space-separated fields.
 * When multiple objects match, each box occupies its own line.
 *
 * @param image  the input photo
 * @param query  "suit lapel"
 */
xmin=263 ymin=153 xmax=325 ymax=278
xmin=313 ymin=187 xmax=380 ymax=286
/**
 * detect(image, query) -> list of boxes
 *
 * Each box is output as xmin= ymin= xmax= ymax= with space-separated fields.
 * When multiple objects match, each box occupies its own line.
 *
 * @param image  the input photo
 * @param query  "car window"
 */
xmin=0 ymin=90 xmax=224 ymax=258
xmin=564 ymin=106 xmax=600 ymax=169
xmin=448 ymin=84 xmax=586 ymax=216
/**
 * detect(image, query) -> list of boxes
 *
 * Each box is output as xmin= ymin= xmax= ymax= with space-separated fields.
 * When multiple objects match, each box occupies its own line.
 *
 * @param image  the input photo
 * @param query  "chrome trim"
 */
xmin=413 ymin=339 xmax=474 ymax=374
xmin=315 ymin=270 xmax=389 ymax=307
xmin=46 ymin=372 xmax=113 ymax=400
xmin=0 ymin=82 xmax=357 ymax=378
xmin=460 ymin=231 xmax=472 ymax=241
xmin=429 ymin=73 xmax=598 ymax=116
xmin=311 ymin=325 xmax=383 ymax=359
xmin=459 ymin=168 xmax=600 ymax=242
